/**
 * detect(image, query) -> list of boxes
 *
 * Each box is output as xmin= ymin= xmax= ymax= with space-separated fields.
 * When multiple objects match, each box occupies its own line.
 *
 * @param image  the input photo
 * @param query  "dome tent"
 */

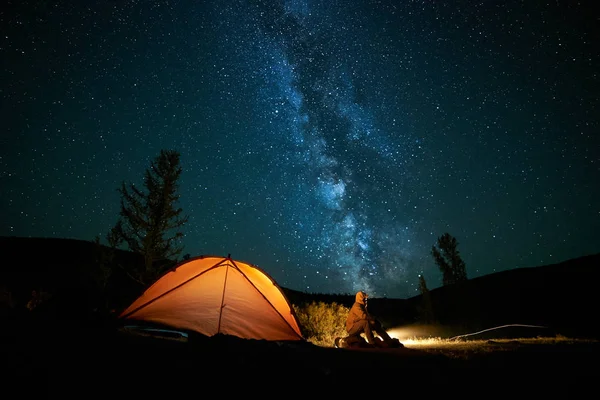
xmin=119 ymin=255 xmax=304 ymax=341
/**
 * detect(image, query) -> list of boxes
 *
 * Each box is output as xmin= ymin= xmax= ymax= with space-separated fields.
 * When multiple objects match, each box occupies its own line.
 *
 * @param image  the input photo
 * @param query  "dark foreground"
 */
xmin=2 ymin=317 xmax=598 ymax=396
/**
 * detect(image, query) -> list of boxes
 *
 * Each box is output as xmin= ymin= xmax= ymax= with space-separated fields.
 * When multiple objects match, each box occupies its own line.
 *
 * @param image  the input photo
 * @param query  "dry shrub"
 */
xmin=294 ymin=301 xmax=349 ymax=347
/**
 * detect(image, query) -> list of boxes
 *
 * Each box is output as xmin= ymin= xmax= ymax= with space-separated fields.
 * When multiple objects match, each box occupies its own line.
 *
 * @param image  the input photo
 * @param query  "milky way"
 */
xmin=211 ymin=0 xmax=428 ymax=295
xmin=2 ymin=1 xmax=598 ymax=298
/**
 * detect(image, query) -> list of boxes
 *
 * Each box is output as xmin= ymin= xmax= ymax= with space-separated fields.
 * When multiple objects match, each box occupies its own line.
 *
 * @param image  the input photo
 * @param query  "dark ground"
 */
xmin=1 ymin=237 xmax=598 ymax=396
xmin=2 ymin=316 xmax=598 ymax=397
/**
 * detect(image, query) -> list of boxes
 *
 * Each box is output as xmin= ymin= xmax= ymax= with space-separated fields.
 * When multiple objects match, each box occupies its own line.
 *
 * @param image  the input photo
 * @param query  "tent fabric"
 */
xmin=119 ymin=255 xmax=304 ymax=341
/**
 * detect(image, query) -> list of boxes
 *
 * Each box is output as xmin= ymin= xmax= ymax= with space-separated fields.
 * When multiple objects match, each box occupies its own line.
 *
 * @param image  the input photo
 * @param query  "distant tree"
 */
xmin=431 ymin=232 xmax=467 ymax=286
xmin=417 ymin=274 xmax=435 ymax=323
xmin=108 ymin=149 xmax=189 ymax=287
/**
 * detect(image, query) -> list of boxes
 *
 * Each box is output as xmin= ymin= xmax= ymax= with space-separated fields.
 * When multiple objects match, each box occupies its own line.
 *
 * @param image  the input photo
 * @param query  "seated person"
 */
xmin=336 ymin=290 xmax=403 ymax=348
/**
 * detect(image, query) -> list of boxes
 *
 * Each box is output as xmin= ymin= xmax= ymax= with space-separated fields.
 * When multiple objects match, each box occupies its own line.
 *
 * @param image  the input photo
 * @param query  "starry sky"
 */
xmin=2 ymin=0 xmax=599 ymax=299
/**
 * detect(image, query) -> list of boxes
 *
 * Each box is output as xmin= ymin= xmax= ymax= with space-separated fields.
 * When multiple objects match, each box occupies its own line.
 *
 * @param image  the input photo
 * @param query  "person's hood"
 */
xmin=355 ymin=291 xmax=367 ymax=305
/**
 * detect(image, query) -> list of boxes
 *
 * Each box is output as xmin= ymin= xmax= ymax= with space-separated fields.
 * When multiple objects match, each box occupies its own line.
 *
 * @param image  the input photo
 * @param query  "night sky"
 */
xmin=2 ymin=1 xmax=598 ymax=299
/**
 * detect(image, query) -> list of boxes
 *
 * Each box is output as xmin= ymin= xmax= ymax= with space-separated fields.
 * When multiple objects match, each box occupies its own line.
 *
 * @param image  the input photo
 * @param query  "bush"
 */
xmin=294 ymin=301 xmax=349 ymax=347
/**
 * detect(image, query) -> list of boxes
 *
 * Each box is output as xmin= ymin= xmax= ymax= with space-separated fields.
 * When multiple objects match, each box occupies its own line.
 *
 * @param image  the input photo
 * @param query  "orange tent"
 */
xmin=119 ymin=255 xmax=304 ymax=341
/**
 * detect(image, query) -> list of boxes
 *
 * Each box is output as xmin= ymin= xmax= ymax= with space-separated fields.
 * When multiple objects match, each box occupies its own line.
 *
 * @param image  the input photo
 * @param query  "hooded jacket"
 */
xmin=346 ymin=291 xmax=373 ymax=332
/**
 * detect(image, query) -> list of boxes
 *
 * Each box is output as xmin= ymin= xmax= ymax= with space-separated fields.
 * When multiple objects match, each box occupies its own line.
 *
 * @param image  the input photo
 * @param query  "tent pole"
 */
xmin=216 ymin=262 xmax=230 ymax=334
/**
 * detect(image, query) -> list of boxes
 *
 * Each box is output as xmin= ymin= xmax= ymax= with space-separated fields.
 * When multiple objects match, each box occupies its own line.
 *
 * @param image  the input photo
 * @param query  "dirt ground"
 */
xmin=2 ymin=319 xmax=598 ymax=397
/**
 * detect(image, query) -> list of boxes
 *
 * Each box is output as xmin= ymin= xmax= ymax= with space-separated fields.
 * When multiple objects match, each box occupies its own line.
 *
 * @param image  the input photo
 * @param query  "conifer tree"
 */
xmin=431 ymin=232 xmax=467 ymax=286
xmin=108 ymin=149 xmax=189 ymax=286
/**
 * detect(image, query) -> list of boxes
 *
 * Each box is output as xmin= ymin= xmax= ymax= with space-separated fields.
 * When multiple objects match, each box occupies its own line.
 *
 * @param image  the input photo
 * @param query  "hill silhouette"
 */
xmin=284 ymin=253 xmax=600 ymax=339
xmin=1 ymin=236 xmax=598 ymax=339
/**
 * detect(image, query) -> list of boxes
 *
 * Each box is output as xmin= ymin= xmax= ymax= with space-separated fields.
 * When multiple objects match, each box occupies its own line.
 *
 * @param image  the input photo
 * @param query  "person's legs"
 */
xmin=369 ymin=319 xmax=403 ymax=347
xmin=370 ymin=319 xmax=392 ymax=341
xmin=344 ymin=335 xmax=367 ymax=348
xmin=348 ymin=319 xmax=376 ymax=344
